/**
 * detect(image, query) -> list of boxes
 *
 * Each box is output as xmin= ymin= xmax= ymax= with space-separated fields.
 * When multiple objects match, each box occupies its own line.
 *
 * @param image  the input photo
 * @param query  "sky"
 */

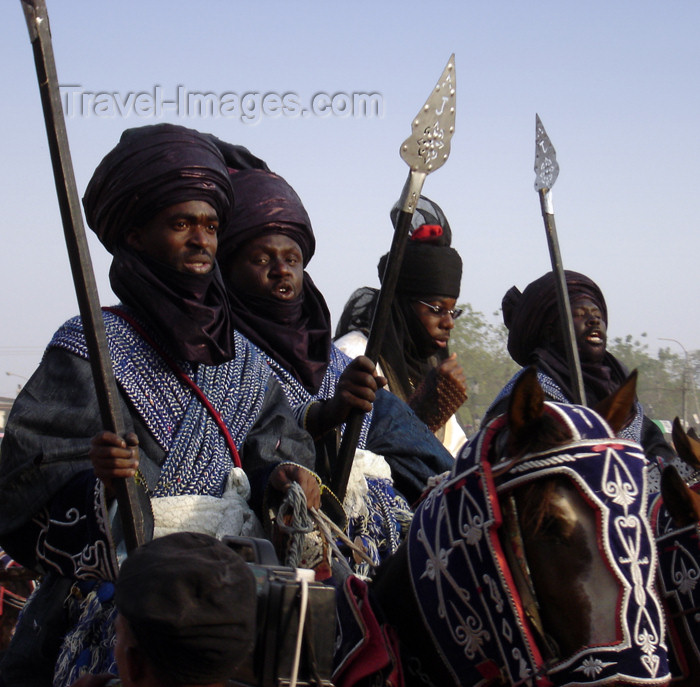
xmin=1 ymin=1 xmax=699 ymax=397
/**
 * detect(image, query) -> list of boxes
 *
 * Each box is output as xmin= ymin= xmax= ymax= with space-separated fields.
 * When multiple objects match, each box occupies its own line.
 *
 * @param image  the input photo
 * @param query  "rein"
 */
xmin=103 ymin=306 xmax=242 ymax=469
xmin=500 ymin=493 xmax=559 ymax=662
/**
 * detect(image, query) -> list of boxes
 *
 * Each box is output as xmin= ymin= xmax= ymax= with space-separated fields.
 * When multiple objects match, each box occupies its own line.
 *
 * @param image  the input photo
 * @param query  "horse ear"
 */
xmin=661 ymin=464 xmax=700 ymax=527
xmin=672 ymin=417 xmax=700 ymax=472
xmin=593 ymin=369 xmax=637 ymax=435
xmin=508 ymin=367 xmax=545 ymax=434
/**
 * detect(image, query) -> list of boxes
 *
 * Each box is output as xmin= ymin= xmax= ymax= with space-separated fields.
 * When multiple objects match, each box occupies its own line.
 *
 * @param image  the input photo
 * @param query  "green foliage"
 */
xmin=448 ymin=304 xmax=518 ymax=434
xmin=609 ymin=334 xmax=700 ymax=426
xmin=448 ymin=306 xmax=700 ymax=435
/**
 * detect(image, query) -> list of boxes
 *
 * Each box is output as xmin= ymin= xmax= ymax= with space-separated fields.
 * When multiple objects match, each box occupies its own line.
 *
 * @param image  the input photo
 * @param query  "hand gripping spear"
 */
xmin=331 ymin=55 xmax=456 ymax=500
xmin=534 ymin=114 xmax=586 ymax=405
xmin=20 ymin=0 xmax=148 ymax=551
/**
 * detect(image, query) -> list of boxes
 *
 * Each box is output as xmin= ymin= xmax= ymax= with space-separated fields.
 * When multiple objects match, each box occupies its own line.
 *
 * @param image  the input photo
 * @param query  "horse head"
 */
xmin=650 ymin=417 xmax=700 ymax=684
xmin=496 ymin=369 xmax=641 ymax=660
xmin=377 ymin=367 xmax=669 ymax=686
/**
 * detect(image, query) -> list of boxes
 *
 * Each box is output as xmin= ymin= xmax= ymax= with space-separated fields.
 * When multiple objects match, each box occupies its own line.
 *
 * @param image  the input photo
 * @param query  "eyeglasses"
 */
xmin=415 ymin=300 xmax=464 ymax=320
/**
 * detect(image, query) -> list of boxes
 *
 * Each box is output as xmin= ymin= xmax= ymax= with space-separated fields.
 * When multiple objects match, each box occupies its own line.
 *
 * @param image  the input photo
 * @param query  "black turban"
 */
xmin=115 ymin=532 xmax=256 ymax=683
xmin=218 ymin=168 xmax=315 ymax=266
xmin=503 ymin=270 xmax=607 ymax=367
xmin=83 ymin=123 xmax=234 ymax=253
xmin=378 ymin=195 xmax=462 ymax=298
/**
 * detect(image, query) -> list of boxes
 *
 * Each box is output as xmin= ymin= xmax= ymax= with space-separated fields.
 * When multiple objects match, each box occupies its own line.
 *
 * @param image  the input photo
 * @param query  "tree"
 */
xmin=609 ymin=334 xmax=700 ymax=427
xmin=449 ymin=304 xmax=518 ymax=434
xmin=449 ymin=307 xmax=700 ymax=435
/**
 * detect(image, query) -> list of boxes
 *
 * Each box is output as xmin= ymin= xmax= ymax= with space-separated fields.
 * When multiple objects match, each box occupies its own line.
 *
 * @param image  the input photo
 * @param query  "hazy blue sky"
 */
xmin=2 ymin=1 xmax=700 ymax=397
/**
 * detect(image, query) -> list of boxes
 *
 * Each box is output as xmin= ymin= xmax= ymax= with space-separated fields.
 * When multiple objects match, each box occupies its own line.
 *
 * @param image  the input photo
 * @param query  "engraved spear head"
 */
xmin=400 ymin=54 xmax=456 ymax=175
xmin=534 ymin=113 xmax=559 ymax=191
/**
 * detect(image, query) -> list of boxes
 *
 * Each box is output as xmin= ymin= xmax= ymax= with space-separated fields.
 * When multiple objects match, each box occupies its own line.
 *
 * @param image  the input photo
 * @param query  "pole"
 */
xmin=331 ymin=55 xmax=456 ymax=500
xmin=20 ymin=0 xmax=146 ymax=550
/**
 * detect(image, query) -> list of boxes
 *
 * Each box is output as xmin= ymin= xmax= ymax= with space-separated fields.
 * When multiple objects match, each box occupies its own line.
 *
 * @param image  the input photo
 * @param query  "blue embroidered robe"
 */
xmin=0 ymin=308 xmax=315 ymax=686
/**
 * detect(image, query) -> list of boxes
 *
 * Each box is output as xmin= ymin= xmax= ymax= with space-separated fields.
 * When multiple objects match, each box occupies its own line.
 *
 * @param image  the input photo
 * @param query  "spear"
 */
xmin=331 ymin=55 xmax=457 ymax=500
xmin=20 ymin=0 xmax=147 ymax=550
xmin=534 ymin=114 xmax=585 ymax=405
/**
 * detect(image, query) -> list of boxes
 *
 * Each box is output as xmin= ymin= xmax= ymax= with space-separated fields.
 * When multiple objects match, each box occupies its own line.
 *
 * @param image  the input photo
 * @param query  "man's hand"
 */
xmin=306 ymin=356 xmax=386 ymax=437
xmin=437 ymin=353 xmax=467 ymax=394
xmin=269 ymin=463 xmax=321 ymax=510
xmin=90 ymin=431 xmax=140 ymax=498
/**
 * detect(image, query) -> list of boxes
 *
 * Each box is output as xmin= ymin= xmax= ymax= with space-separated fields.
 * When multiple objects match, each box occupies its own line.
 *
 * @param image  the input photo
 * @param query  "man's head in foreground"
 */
xmin=114 ymin=532 xmax=256 ymax=687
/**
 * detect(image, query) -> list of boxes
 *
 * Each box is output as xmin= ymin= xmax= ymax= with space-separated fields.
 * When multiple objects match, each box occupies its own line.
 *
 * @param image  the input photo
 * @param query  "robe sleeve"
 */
xmin=240 ymin=376 xmax=318 ymax=516
xmin=366 ymin=389 xmax=454 ymax=505
xmin=0 ymin=348 xmax=156 ymax=579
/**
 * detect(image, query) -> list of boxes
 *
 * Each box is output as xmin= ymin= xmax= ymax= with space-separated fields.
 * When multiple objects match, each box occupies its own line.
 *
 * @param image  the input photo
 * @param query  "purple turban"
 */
xmin=218 ymin=168 xmax=315 ymax=266
xmin=83 ymin=124 xmax=234 ymax=253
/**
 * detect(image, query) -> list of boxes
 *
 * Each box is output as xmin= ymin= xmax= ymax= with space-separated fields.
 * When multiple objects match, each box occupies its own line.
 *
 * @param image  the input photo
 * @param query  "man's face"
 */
xmin=226 ymin=232 xmax=304 ymax=301
xmin=571 ymin=297 xmax=607 ymax=363
xmin=410 ymin=296 xmax=459 ymax=350
xmin=126 ymin=200 xmax=219 ymax=275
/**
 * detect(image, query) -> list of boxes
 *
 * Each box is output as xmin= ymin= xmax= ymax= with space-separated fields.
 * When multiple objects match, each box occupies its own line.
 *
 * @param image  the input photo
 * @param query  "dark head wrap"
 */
xmin=335 ymin=196 xmax=462 ymax=401
xmin=115 ymin=532 xmax=256 ymax=683
xmin=219 ymin=169 xmax=330 ymax=393
xmin=83 ymin=123 xmax=234 ymax=253
xmin=378 ymin=195 xmax=462 ymax=298
xmin=218 ymin=168 xmax=315 ymax=267
xmin=83 ymin=124 xmax=237 ymax=364
xmin=203 ymin=133 xmax=271 ymax=176
xmin=502 ymin=270 xmax=607 ymax=367
xmin=502 ymin=270 xmax=627 ymax=406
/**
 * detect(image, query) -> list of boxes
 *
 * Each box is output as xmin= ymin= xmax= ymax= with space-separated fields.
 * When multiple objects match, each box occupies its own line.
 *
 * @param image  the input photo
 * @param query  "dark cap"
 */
xmin=115 ymin=532 xmax=256 ymax=683
xmin=379 ymin=195 xmax=462 ymax=298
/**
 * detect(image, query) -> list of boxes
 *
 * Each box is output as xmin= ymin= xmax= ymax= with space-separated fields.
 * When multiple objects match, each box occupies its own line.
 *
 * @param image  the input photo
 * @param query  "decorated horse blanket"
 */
xmin=407 ymin=401 xmax=670 ymax=686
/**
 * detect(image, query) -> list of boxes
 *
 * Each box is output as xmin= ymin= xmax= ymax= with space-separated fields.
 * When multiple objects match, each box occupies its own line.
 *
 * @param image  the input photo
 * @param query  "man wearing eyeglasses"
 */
xmin=335 ymin=196 xmax=468 ymax=457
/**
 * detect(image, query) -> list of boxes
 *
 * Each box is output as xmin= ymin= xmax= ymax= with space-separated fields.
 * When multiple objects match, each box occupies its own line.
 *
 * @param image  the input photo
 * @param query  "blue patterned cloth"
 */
xmin=0 ymin=308 xmax=314 ymax=686
xmin=51 ymin=309 xmax=271 ymax=498
xmin=253 ymin=341 xmax=414 ymax=575
xmin=262 ymin=343 xmax=373 ymax=450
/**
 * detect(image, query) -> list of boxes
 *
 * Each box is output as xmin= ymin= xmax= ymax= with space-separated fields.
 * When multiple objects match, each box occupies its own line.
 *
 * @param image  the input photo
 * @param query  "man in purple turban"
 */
xmin=0 ymin=124 xmax=317 ymax=686
xmin=218 ymin=168 xmax=454 ymax=577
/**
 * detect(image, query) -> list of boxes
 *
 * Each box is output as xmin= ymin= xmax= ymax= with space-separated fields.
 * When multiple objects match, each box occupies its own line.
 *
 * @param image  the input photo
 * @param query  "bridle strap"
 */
xmin=500 ymin=494 xmax=559 ymax=663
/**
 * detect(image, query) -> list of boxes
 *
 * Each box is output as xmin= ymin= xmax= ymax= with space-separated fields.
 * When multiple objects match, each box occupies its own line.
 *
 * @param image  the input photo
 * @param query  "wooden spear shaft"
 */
xmin=21 ymin=0 xmax=146 ymax=550
xmin=331 ymin=55 xmax=456 ymax=501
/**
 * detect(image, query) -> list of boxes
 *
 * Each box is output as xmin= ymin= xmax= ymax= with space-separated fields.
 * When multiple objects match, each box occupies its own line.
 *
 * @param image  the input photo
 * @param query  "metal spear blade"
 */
xmin=400 ymin=53 xmax=456 ymax=176
xmin=332 ymin=55 xmax=456 ymax=500
xmin=534 ymin=113 xmax=559 ymax=191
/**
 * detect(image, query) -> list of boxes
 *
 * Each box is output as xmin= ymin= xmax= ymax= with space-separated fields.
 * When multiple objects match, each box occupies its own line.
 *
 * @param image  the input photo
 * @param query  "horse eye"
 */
xmin=537 ymin=515 xmax=570 ymax=543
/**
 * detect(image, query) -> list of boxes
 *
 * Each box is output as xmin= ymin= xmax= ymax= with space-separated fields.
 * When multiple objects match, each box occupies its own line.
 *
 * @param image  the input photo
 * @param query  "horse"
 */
xmin=372 ymin=367 xmax=670 ymax=686
xmin=650 ymin=417 xmax=700 ymax=686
